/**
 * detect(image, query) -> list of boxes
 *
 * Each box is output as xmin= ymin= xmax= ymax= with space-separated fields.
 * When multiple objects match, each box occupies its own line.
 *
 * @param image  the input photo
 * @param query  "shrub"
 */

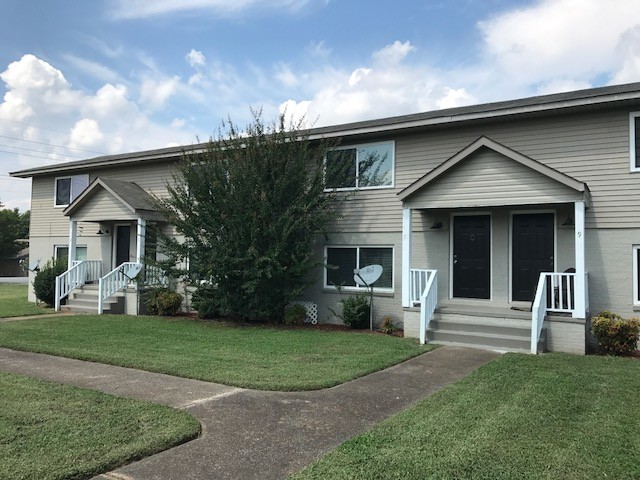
xmin=339 ymin=293 xmax=370 ymax=329
xmin=380 ymin=316 xmax=398 ymax=335
xmin=191 ymin=283 xmax=220 ymax=319
xmin=284 ymin=304 xmax=307 ymax=326
xmin=33 ymin=257 xmax=67 ymax=307
xmin=591 ymin=311 xmax=640 ymax=356
xmin=144 ymin=288 xmax=184 ymax=316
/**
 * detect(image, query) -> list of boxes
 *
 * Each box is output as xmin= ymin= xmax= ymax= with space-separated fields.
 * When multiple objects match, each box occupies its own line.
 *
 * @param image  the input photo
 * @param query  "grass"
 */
xmin=291 ymin=353 xmax=640 ymax=480
xmin=0 ymin=371 xmax=200 ymax=480
xmin=0 ymin=315 xmax=432 ymax=390
xmin=0 ymin=283 xmax=53 ymax=317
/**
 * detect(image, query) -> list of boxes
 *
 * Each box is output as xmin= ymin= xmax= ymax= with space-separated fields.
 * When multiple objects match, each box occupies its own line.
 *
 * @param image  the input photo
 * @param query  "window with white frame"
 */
xmin=54 ymin=245 xmax=87 ymax=262
xmin=633 ymin=246 xmax=640 ymax=305
xmin=630 ymin=112 xmax=640 ymax=172
xmin=325 ymin=142 xmax=394 ymax=190
xmin=55 ymin=174 xmax=89 ymax=206
xmin=325 ymin=246 xmax=393 ymax=290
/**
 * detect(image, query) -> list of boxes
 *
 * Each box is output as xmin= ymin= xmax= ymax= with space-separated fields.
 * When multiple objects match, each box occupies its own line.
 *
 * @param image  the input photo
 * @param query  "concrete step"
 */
xmin=426 ymin=309 xmax=547 ymax=353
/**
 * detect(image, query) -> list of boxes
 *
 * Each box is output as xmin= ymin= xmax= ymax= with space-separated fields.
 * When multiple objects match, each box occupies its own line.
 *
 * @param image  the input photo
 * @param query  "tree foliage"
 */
xmin=155 ymin=112 xmax=345 ymax=321
xmin=0 ymin=208 xmax=29 ymax=259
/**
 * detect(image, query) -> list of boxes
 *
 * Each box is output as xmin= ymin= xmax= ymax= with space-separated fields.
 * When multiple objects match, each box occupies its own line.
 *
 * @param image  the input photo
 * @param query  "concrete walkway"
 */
xmin=0 ymin=346 xmax=500 ymax=480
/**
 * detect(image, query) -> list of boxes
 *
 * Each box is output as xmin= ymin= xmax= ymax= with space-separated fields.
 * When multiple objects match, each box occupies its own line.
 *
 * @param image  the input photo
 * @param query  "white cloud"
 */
xmin=305 ymin=40 xmax=331 ymax=58
xmin=478 ymin=0 xmax=640 ymax=87
xmin=61 ymin=54 xmax=124 ymax=84
xmin=110 ymin=0 xmax=312 ymax=19
xmin=186 ymin=49 xmax=206 ymax=68
xmin=610 ymin=25 xmax=640 ymax=85
xmin=68 ymin=119 xmax=104 ymax=149
xmin=372 ymin=40 xmax=416 ymax=65
xmin=274 ymin=63 xmax=298 ymax=88
xmin=139 ymin=76 xmax=181 ymax=109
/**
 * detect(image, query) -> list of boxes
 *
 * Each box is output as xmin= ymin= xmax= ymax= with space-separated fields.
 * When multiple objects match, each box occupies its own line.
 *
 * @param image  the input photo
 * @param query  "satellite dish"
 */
xmin=354 ymin=264 xmax=383 ymax=286
xmin=28 ymin=259 xmax=41 ymax=272
xmin=121 ymin=263 xmax=143 ymax=280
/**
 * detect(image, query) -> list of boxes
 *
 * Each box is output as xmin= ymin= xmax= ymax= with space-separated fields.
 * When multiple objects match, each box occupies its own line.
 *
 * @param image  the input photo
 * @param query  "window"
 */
xmin=630 ymin=113 xmax=640 ymax=172
xmin=55 ymin=174 xmax=89 ymax=206
xmin=54 ymin=245 xmax=87 ymax=262
xmin=325 ymin=142 xmax=394 ymax=190
xmin=634 ymin=246 xmax=640 ymax=305
xmin=325 ymin=246 xmax=393 ymax=290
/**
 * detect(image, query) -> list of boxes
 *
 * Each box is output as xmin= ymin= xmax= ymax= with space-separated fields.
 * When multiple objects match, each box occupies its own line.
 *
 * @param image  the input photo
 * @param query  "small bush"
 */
xmin=339 ymin=293 xmax=370 ymax=329
xmin=191 ymin=283 xmax=220 ymax=319
xmin=380 ymin=316 xmax=398 ymax=334
xmin=284 ymin=304 xmax=307 ymax=326
xmin=33 ymin=258 xmax=67 ymax=307
xmin=144 ymin=288 xmax=184 ymax=316
xmin=591 ymin=311 xmax=640 ymax=356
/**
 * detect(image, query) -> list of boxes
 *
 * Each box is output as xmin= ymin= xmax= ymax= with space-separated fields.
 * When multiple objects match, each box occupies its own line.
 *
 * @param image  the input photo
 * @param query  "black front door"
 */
xmin=453 ymin=215 xmax=491 ymax=299
xmin=512 ymin=213 xmax=554 ymax=302
xmin=115 ymin=225 xmax=131 ymax=266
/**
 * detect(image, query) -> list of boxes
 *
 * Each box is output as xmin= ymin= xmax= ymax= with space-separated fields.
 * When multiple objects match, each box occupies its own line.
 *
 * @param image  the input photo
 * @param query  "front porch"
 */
xmin=54 ymin=177 xmax=168 ymax=314
xmin=397 ymin=137 xmax=591 ymax=354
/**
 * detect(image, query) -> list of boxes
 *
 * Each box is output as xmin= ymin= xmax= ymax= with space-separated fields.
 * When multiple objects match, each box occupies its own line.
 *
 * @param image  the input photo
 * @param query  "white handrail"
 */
xmin=55 ymin=260 xmax=102 ymax=311
xmin=418 ymin=270 xmax=438 ymax=345
xmin=530 ymin=273 xmax=548 ymax=354
xmin=143 ymin=264 xmax=169 ymax=287
xmin=98 ymin=262 xmax=140 ymax=314
xmin=410 ymin=268 xmax=436 ymax=306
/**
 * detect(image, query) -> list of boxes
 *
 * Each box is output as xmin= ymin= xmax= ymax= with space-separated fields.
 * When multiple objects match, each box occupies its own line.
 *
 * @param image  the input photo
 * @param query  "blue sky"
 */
xmin=1 ymin=0 xmax=640 ymax=210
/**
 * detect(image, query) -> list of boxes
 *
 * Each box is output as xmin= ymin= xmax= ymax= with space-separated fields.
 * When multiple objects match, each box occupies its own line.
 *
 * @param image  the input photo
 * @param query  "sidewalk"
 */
xmin=0 ymin=346 xmax=500 ymax=480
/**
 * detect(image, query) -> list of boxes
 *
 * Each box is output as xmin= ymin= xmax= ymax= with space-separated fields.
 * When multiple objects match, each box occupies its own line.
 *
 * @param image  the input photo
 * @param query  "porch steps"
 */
xmin=426 ymin=306 xmax=547 ymax=353
xmin=62 ymin=284 xmax=125 ymax=314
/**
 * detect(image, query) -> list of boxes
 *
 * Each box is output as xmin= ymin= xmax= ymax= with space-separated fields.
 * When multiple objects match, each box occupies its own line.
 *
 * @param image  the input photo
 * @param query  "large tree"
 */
xmin=155 ymin=113 xmax=345 ymax=321
xmin=0 ymin=208 xmax=29 ymax=259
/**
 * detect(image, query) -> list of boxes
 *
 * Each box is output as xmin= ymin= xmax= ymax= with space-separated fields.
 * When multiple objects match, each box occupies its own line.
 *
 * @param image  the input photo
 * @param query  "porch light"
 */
xmin=97 ymin=227 xmax=110 ymax=235
xmin=430 ymin=220 xmax=443 ymax=229
xmin=561 ymin=216 xmax=574 ymax=226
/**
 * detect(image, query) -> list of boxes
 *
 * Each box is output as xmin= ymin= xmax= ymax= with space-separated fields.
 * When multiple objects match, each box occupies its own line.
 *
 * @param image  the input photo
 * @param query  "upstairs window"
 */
xmin=55 ymin=174 xmax=89 ymax=207
xmin=325 ymin=246 xmax=394 ymax=290
xmin=630 ymin=113 xmax=640 ymax=172
xmin=325 ymin=141 xmax=394 ymax=190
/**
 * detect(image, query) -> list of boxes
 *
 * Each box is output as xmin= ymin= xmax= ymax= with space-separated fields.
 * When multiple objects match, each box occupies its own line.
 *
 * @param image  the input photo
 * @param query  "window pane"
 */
xmin=55 ymin=246 xmax=69 ymax=260
xmin=360 ymin=247 xmax=393 ymax=288
xmin=635 ymin=118 xmax=640 ymax=169
xmin=358 ymin=143 xmax=393 ymax=187
xmin=76 ymin=247 xmax=87 ymax=261
xmin=70 ymin=175 xmax=89 ymax=202
xmin=325 ymin=149 xmax=356 ymax=189
xmin=55 ymin=178 xmax=71 ymax=206
xmin=326 ymin=247 xmax=357 ymax=287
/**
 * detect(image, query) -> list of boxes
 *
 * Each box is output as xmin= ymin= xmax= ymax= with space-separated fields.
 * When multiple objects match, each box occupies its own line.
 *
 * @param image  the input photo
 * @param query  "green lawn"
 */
xmin=0 ymin=315 xmax=432 ymax=390
xmin=0 ymin=283 xmax=53 ymax=317
xmin=291 ymin=353 xmax=640 ymax=480
xmin=0 ymin=371 xmax=200 ymax=480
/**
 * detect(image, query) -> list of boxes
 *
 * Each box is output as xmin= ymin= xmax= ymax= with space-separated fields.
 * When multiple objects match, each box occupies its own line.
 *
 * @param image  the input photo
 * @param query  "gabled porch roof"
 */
xmin=397 ymin=136 xmax=591 ymax=209
xmin=63 ymin=177 xmax=164 ymax=222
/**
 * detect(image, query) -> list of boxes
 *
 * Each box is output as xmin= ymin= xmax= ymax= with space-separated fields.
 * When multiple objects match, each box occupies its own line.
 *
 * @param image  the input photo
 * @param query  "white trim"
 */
xmin=630 ymin=112 xmax=640 ymax=172
xmin=324 ymin=245 xmax=395 ymax=293
xmin=324 ymin=140 xmax=395 ymax=192
xmin=449 ymin=212 xmax=493 ymax=301
xmin=508 ymin=210 xmax=557 ymax=304
xmin=633 ymin=245 xmax=640 ymax=306
xmin=402 ymin=208 xmax=412 ymax=307
xmin=573 ymin=201 xmax=586 ymax=318
xmin=54 ymin=174 xmax=89 ymax=207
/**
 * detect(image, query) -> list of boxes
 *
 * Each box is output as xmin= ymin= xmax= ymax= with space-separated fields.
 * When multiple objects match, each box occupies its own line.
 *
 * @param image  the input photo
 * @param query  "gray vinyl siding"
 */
xmin=403 ymin=148 xmax=582 ymax=209
xmin=73 ymin=189 xmax=136 ymax=221
xmin=29 ymin=160 xmax=178 ymax=238
xmin=331 ymin=106 xmax=637 ymax=233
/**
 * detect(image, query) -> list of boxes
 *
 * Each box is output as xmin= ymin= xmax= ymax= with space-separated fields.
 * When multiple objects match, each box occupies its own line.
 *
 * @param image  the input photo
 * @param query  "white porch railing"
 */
xmin=98 ymin=262 xmax=141 ymax=314
xmin=55 ymin=260 xmax=102 ymax=311
xmin=143 ymin=264 xmax=169 ymax=287
xmin=530 ymin=271 xmax=588 ymax=353
xmin=410 ymin=268 xmax=437 ymax=306
xmin=410 ymin=269 xmax=438 ymax=345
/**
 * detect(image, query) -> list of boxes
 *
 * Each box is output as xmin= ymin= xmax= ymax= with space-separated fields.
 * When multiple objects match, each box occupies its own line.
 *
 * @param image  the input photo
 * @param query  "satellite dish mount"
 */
xmin=353 ymin=264 xmax=383 ymax=331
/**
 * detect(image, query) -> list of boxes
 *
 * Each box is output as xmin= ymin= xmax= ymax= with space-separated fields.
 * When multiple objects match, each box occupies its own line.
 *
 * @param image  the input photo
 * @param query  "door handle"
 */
xmin=453 ymin=254 xmax=458 ymax=265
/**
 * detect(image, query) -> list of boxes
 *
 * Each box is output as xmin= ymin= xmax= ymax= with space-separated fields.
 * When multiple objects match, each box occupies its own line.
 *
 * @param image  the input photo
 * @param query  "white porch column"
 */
xmin=573 ymin=200 xmax=586 ymax=318
xmin=68 ymin=220 xmax=77 ymax=271
xmin=402 ymin=208 xmax=412 ymax=308
xmin=136 ymin=217 xmax=146 ymax=264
